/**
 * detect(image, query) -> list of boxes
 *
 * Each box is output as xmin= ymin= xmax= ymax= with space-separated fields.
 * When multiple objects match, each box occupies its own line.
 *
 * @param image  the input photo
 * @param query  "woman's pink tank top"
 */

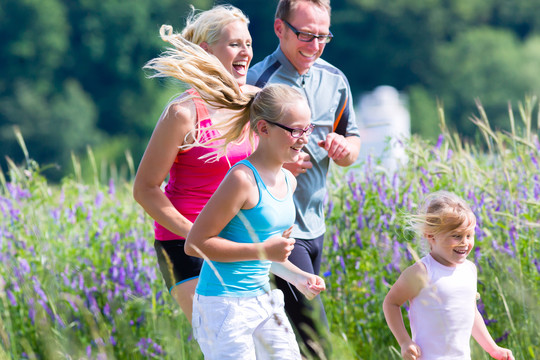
xmin=154 ymin=88 xmax=253 ymax=240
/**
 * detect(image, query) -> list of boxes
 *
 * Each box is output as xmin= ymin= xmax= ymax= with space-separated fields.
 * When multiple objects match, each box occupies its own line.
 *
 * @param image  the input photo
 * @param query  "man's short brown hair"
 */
xmin=275 ymin=0 xmax=331 ymax=21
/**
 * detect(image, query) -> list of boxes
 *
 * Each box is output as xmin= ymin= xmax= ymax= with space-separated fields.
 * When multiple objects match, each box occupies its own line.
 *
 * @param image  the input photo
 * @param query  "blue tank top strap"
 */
xmin=235 ymin=159 xmax=266 ymax=190
xmin=282 ymin=168 xmax=291 ymax=193
xmin=233 ymin=159 xmax=292 ymax=200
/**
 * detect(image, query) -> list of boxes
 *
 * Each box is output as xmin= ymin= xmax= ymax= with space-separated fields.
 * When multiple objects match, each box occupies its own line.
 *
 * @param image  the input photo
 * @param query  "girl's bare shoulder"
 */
xmin=401 ymin=260 xmax=429 ymax=290
xmin=225 ymin=163 xmax=257 ymax=188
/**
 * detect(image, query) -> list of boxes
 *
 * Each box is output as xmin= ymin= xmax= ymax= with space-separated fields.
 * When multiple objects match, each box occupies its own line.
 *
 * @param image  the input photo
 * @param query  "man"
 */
xmin=247 ymin=0 xmax=361 ymax=357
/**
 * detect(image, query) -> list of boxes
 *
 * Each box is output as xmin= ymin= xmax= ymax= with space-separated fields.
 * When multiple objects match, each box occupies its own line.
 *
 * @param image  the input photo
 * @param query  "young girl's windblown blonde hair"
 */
xmin=144 ymin=23 xmax=306 ymax=159
xmin=408 ymin=191 xmax=476 ymax=252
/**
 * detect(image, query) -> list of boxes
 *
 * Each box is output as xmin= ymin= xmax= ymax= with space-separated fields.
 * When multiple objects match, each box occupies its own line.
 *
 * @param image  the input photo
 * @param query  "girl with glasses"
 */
xmin=144 ymin=21 xmax=325 ymax=360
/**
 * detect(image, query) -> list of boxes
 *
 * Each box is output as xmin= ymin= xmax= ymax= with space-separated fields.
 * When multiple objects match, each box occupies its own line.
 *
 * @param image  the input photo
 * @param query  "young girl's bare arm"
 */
xmin=186 ymin=166 xmax=295 ymax=262
xmin=270 ymin=261 xmax=325 ymax=300
xmin=471 ymin=307 xmax=514 ymax=360
xmin=383 ymin=262 xmax=427 ymax=360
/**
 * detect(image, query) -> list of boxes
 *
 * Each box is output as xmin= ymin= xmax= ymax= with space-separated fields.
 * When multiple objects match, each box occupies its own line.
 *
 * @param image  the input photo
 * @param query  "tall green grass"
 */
xmin=0 ymin=99 xmax=538 ymax=359
xmin=323 ymin=98 xmax=539 ymax=359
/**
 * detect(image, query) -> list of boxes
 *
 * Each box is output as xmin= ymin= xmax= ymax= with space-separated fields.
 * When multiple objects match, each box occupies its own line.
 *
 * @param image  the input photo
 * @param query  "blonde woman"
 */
xmin=143 ymin=21 xmax=326 ymax=359
xmin=133 ymin=5 xmax=255 ymax=323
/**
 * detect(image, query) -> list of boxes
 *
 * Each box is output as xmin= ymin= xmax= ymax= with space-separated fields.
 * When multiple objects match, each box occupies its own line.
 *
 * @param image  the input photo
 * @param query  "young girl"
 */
xmin=144 ymin=20 xmax=326 ymax=359
xmin=133 ymin=5 xmax=254 ymax=323
xmin=383 ymin=191 xmax=514 ymax=360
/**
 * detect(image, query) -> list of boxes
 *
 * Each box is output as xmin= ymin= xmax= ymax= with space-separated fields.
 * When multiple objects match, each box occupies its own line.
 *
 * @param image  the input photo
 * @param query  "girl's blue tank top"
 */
xmin=196 ymin=159 xmax=295 ymax=297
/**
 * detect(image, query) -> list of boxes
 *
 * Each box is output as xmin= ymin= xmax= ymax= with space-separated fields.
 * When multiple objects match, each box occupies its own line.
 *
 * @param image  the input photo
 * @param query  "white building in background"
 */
xmin=355 ymin=85 xmax=410 ymax=173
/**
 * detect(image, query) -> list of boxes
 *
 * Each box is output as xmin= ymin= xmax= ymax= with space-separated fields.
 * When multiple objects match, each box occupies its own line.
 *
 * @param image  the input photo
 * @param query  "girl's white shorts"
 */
xmin=192 ymin=289 xmax=301 ymax=360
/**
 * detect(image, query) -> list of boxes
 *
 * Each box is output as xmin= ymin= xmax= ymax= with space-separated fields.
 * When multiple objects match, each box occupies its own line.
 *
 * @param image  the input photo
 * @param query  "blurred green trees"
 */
xmin=2 ymin=0 xmax=540 ymax=179
xmin=0 ymin=0 xmax=207 ymax=179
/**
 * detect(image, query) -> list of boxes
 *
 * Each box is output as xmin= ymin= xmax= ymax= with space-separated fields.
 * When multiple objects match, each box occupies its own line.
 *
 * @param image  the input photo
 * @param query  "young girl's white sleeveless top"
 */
xmin=409 ymin=254 xmax=477 ymax=360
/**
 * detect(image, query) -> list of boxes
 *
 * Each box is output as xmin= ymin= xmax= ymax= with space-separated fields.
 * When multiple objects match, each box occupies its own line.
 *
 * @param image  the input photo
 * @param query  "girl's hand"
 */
xmin=307 ymin=274 xmax=326 ymax=298
xmin=400 ymin=341 xmax=421 ymax=360
xmin=295 ymin=273 xmax=326 ymax=300
xmin=260 ymin=226 xmax=295 ymax=262
xmin=262 ymin=236 xmax=295 ymax=262
xmin=490 ymin=347 xmax=514 ymax=360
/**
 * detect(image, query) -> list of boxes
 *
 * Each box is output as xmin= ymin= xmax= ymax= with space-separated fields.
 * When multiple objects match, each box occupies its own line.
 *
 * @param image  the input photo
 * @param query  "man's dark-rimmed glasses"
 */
xmin=282 ymin=19 xmax=333 ymax=44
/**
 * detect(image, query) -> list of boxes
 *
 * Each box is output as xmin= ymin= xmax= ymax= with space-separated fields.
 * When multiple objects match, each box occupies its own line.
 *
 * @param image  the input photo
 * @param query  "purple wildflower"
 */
xmin=477 ymin=298 xmax=497 ymax=326
xmin=370 ymin=232 xmax=377 ymax=247
xmin=419 ymin=178 xmax=429 ymax=194
xmin=355 ymin=231 xmax=363 ymax=248
xmin=33 ymin=281 xmax=48 ymax=303
xmin=494 ymin=331 xmax=509 ymax=343
xmin=103 ymin=303 xmax=111 ymax=318
xmin=369 ymin=276 xmax=376 ymax=294
xmin=381 ymin=213 xmax=389 ymax=229
xmin=356 ymin=214 xmax=364 ymax=229
xmin=435 ymin=134 xmax=444 ymax=149
xmin=50 ymin=208 xmax=61 ymax=221
xmin=95 ymin=191 xmax=104 ymax=207
xmin=136 ymin=337 xmax=165 ymax=358
xmin=6 ymin=289 xmax=17 ymax=306
xmin=10 ymin=207 xmax=21 ymax=221
xmin=474 ymin=247 xmax=482 ymax=271
xmin=332 ymin=233 xmax=339 ymax=251
xmin=390 ymin=240 xmax=402 ymax=272
xmin=108 ymin=179 xmax=116 ymax=195
xmin=6 ymin=183 xmax=31 ymax=200
xmin=326 ymin=200 xmax=334 ymax=217
xmin=28 ymin=298 xmax=36 ymax=325
xmin=508 ymin=224 xmax=518 ymax=251
xmin=66 ymin=207 xmax=76 ymax=224
xmin=38 ymin=299 xmax=53 ymax=319
xmin=534 ymin=175 xmax=540 ymax=200
xmin=530 ymin=152 xmax=539 ymax=169
xmin=503 ymin=241 xmax=515 ymax=258
xmin=86 ymin=207 xmax=93 ymax=222
xmin=340 ymin=256 xmax=346 ymax=272
xmin=19 ymin=258 xmax=31 ymax=273
xmin=533 ymin=259 xmax=540 ymax=274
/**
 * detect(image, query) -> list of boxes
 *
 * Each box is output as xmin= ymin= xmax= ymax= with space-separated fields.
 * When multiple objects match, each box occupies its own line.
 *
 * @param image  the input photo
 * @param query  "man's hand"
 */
xmin=318 ymin=132 xmax=351 ymax=161
xmin=283 ymin=152 xmax=313 ymax=176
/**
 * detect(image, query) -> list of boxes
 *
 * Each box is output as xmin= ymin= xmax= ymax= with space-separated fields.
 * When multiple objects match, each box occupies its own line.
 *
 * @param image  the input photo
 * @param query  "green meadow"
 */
xmin=1 ymin=103 xmax=538 ymax=359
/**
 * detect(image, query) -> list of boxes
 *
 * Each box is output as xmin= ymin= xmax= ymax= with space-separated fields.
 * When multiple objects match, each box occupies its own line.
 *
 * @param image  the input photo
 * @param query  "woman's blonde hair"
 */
xmin=144 ymin=25 xmax=307 ymax=159
xmin=182 ymin=5 xmax=249 ymax=45
xmin=409 ymin=191 xmax=476 ymax=241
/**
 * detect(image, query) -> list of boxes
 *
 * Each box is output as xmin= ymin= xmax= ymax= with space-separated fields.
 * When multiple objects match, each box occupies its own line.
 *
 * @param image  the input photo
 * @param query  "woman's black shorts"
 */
xmin=154 ymin=239 xmax=203 ymax=292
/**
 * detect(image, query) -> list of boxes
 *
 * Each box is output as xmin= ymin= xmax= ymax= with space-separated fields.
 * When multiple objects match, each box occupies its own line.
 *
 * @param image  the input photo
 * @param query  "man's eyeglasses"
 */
xmin=282 ymin=19 xmax=333 ymax=44
xmin=265 ymin=120 xmax=315 ymax=138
